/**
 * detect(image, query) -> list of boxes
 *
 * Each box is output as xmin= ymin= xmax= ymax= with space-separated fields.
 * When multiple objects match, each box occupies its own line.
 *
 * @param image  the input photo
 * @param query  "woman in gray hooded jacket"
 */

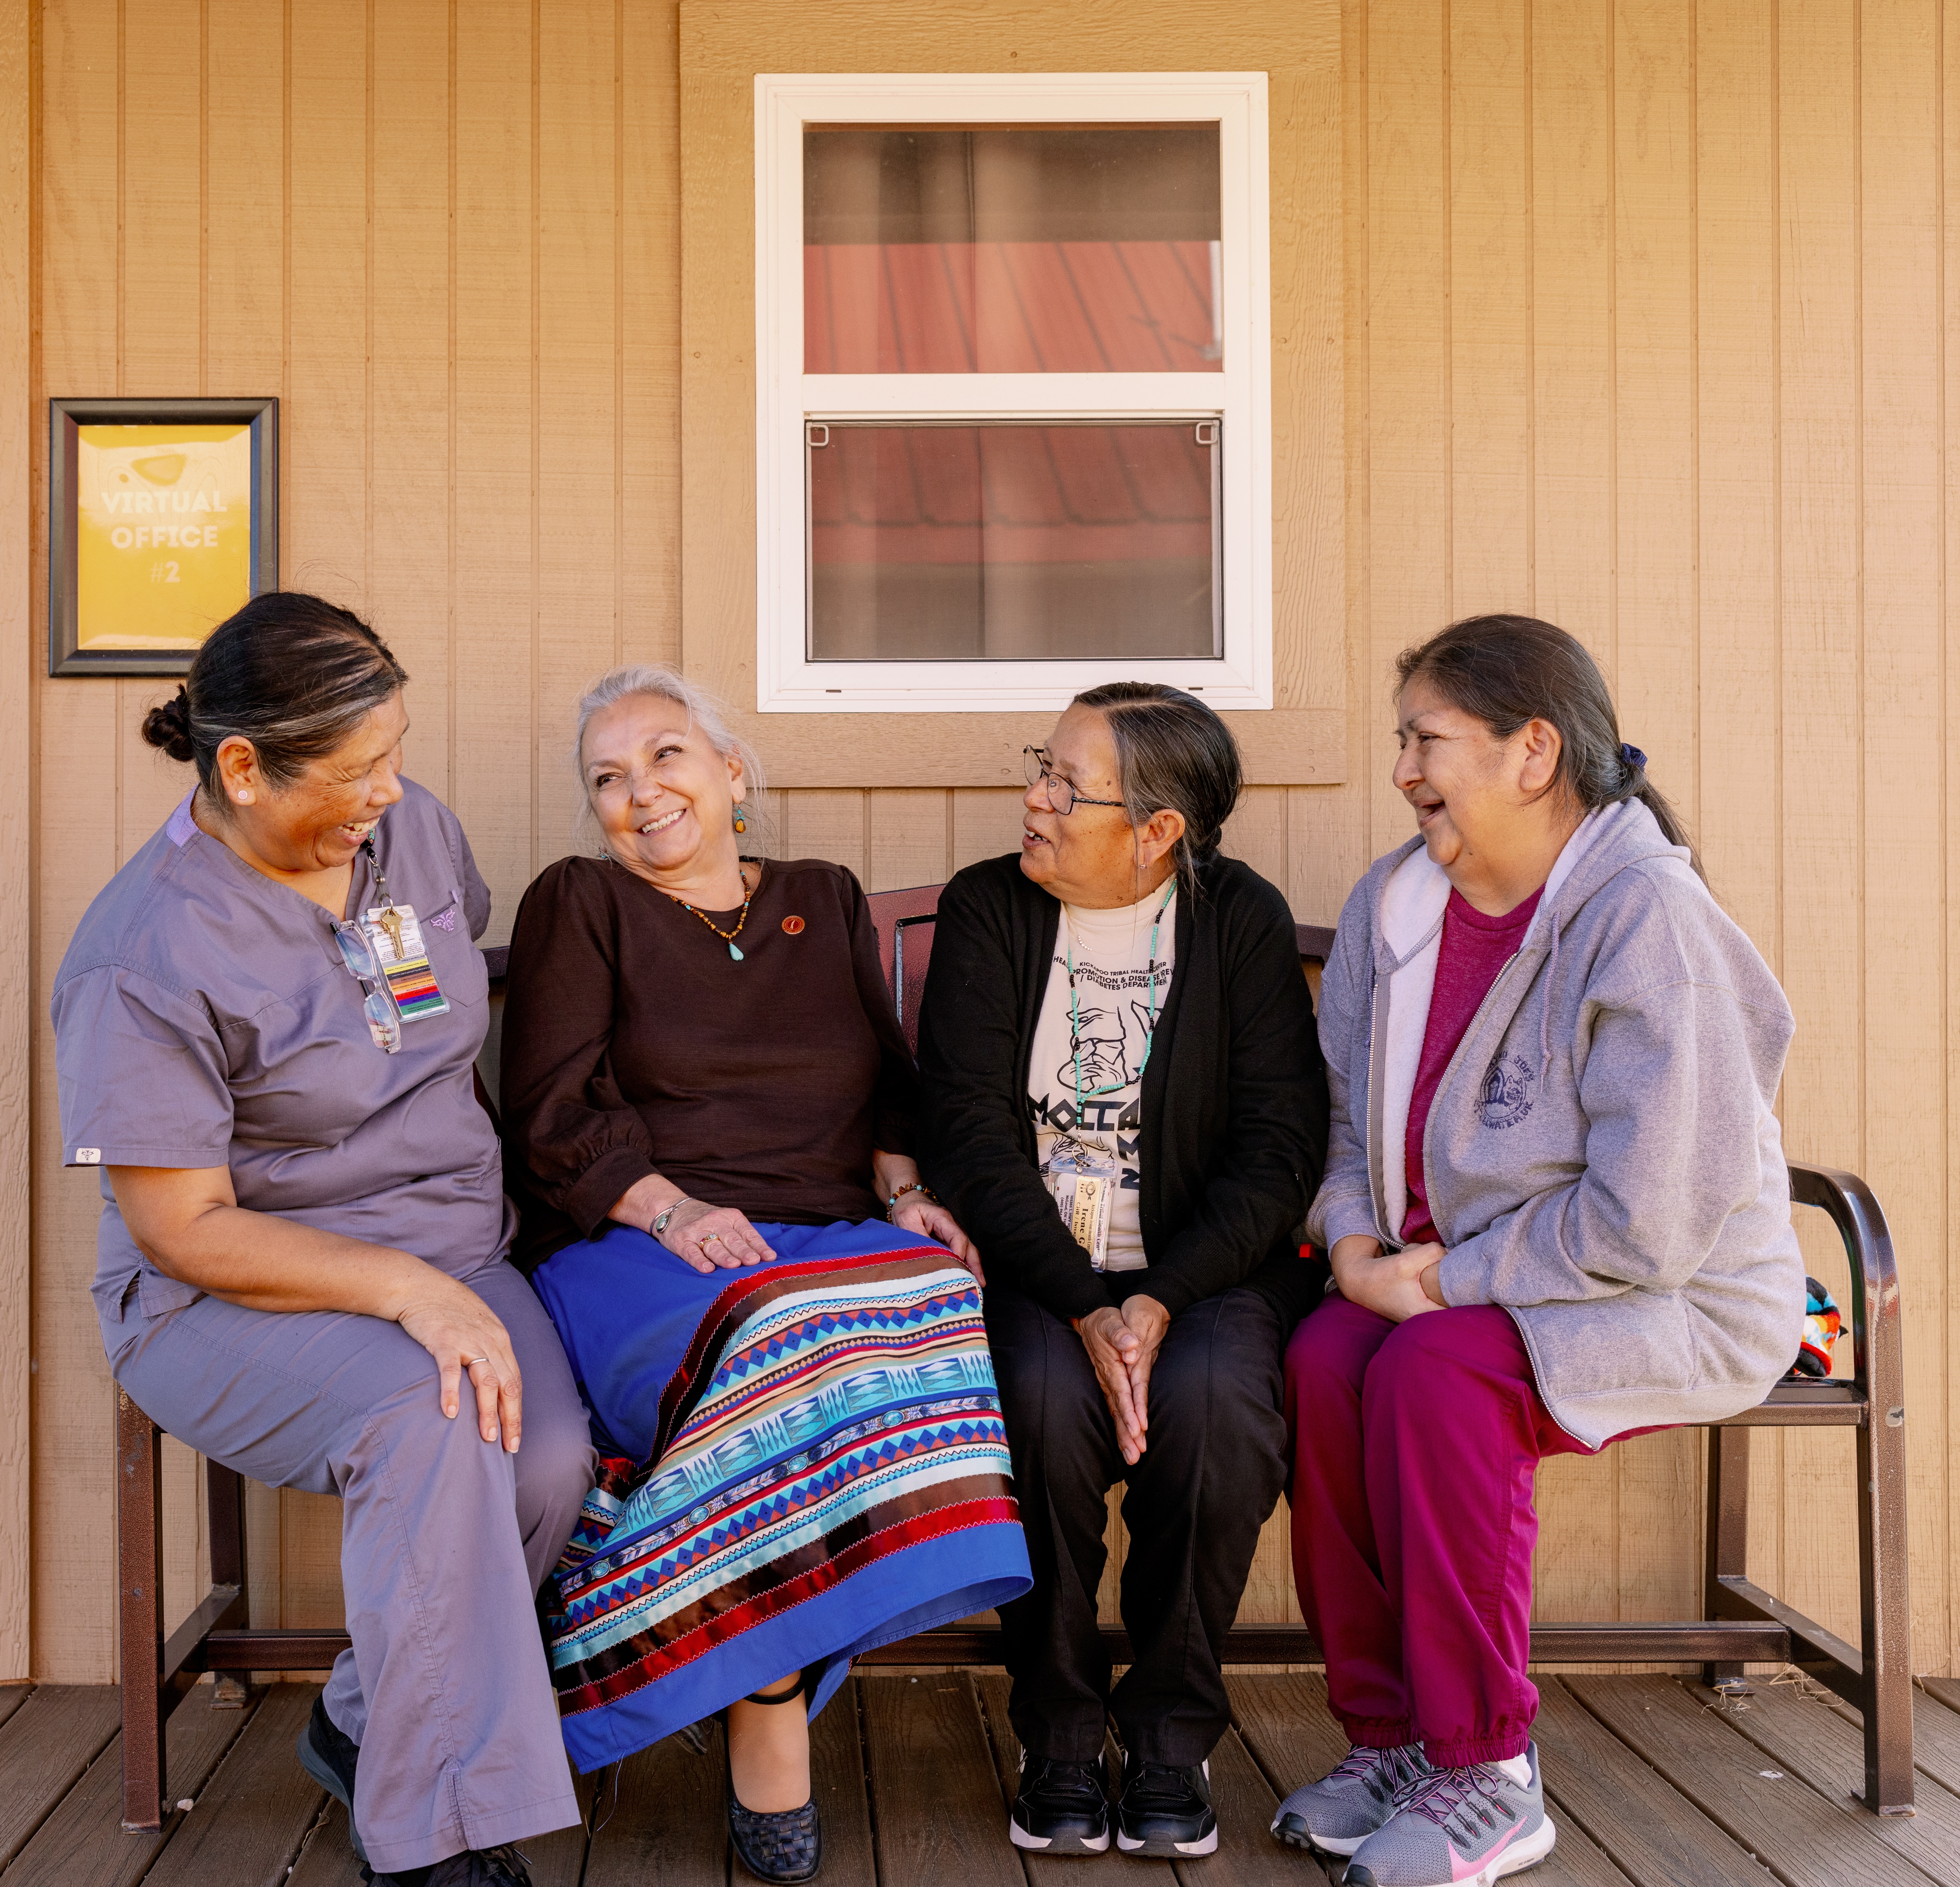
xmin=1269 ymin=617 xmax=1804 ymax=1887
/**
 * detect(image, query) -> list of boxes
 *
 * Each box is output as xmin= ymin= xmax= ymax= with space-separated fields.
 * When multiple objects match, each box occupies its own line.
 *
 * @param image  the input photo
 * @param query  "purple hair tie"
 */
xmin=1620 ymin=743 xmax=1648 ymax=772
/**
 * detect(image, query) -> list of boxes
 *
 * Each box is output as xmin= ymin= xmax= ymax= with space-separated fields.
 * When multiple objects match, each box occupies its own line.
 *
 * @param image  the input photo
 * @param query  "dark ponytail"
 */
xmin=141 ymin=591 xmax=408 ymax=795
xmin=1071 ymin=681 xmax=1243 ymax=899
xmin=1394 ymin=614 xmax=1704 ymax=881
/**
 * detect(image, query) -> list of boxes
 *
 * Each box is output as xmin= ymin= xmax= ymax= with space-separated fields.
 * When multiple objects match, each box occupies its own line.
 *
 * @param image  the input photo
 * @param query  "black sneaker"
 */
xmin=296 ymin=1695 xmax=367 ymax=1864
xmin=1010 ymin=1752 xmax=1111 ymax=1853
xmin=1114 ymin=1752 xmax=1218 ymax=1858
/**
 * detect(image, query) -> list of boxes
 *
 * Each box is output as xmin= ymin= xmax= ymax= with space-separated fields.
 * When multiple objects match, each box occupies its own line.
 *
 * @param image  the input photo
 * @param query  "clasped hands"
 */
xmin=1073 ymin=1295 xmax=1170 ymax=1466
xmin=1329 ymin=1233 xmax=1449 ymax=1322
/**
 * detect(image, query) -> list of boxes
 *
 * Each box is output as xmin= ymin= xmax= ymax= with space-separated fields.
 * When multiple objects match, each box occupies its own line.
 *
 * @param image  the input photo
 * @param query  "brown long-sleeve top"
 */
xmin=500 ymin=853 xmax=917 ymax=1273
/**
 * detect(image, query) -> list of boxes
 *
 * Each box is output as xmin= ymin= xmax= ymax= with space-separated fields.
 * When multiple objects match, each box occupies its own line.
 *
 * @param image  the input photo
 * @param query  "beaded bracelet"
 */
xmin=886 ymin=1179 xmax=937 ymax=1221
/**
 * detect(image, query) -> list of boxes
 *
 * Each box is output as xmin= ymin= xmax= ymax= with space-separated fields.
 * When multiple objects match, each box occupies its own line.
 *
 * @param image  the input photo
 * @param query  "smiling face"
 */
xmin=1392 ymin=672 xmax=1578 ymax=908
xmin=581 ymin=691 xmax=746 ymax=887
xmin=1020 ymin=703 xmax=1182 ymax=909
xmin=208 ymin=690 xmax=410 ymax=876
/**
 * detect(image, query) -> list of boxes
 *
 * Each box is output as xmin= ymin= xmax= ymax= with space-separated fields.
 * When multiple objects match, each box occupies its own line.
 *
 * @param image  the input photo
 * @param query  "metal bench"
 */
xmin=115 ymin=896 xmax=1912 ymax=1832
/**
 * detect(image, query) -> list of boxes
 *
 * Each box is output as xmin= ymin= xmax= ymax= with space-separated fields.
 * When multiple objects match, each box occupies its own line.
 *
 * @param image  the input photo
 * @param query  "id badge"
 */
xmin=1043 ymin=1134 xmax=1118 ymax=1271
xmin=360 ymin=903 xmax=450 ymax=1022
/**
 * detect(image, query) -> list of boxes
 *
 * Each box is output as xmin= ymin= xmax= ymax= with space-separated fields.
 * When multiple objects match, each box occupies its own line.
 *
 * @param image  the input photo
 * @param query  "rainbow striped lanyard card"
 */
xmin=360 ymin=902 xmax=451 ymax=1023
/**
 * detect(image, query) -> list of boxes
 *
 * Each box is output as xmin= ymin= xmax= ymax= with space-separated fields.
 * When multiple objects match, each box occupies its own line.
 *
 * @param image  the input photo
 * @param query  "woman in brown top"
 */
xmin=500 ymin=665 xmax=1030 ymax=1885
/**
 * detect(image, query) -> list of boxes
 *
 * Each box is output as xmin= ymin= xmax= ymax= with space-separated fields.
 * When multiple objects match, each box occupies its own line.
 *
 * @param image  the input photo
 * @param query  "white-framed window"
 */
xmin=754 ymin=72 xmax=1272 ymax=713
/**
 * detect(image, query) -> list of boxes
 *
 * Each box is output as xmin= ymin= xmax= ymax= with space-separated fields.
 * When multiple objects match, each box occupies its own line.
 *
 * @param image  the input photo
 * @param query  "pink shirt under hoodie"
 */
xmin=1401 ymin=885 xmax=1544 ymax=1246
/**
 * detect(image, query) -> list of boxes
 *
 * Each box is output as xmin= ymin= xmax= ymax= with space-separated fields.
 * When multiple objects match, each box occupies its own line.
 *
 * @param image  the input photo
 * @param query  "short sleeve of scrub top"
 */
xmin=55 ymin=966 xmax=234 ymax=1171
xmin=54 ymin=777 xmax=511 ymax=1325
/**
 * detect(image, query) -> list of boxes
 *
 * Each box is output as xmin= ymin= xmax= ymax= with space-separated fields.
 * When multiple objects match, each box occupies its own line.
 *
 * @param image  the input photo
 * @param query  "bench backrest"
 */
xmin=865 ymin=882 xmax=1336 ymax=1059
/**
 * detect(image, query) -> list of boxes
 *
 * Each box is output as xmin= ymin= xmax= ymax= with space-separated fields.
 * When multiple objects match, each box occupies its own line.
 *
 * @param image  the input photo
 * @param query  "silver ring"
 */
xmin=465 ymin=1356 xmax=491 ymax=1367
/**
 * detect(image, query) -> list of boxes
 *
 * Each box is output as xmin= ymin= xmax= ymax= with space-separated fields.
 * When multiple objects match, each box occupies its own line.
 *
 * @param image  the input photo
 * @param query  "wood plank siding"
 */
xmin=8 ymin=0 xmax=1957 ymax=1686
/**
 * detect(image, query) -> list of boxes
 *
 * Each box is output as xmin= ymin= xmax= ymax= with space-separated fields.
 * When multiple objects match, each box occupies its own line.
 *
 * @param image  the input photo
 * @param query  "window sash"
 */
xmin=756 ymin=72 xmax=1271 ymax=713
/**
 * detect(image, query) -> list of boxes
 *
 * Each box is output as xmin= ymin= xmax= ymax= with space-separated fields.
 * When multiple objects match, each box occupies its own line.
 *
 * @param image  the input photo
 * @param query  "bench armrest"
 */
xmin=1786 ymin=1161 xmax=1903 ymax=1422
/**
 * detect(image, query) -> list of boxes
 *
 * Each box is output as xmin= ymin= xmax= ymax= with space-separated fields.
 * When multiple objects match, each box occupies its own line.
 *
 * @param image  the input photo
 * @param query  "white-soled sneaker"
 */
xmin=1343 ymin=1744 xmax=1555 ymax=1887
xmin=1114 ymin=1753 xmax=1218 ymax=1857
xmin=1270 ymin=1741 xmax=1431 ymax=1856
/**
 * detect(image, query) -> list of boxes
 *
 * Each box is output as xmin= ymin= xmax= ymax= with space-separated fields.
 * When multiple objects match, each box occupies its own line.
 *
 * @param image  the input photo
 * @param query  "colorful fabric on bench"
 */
xmin=534 ymin=1216 xmax=1032 ymax=1771
xmin=1787 ymin=1274 xmax=1843 ymax=1379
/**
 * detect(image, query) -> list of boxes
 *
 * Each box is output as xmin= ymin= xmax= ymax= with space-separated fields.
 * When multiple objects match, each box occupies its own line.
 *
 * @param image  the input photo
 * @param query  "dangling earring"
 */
xmin=733 ymin=806 xmax=748 ymax=834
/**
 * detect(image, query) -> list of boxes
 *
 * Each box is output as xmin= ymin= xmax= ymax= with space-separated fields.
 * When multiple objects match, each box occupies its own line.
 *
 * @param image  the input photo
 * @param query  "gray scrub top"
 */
xmin=53 ymin=777 xmax=513 ymax=1323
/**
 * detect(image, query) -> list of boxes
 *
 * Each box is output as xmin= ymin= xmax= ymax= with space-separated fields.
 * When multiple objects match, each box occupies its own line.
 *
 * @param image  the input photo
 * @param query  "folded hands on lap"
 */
xmin=1329 ymin=1233 xmax=1448 ymax=1323
xmin=1073 ymin=1295 xmax=1170 ymax=1465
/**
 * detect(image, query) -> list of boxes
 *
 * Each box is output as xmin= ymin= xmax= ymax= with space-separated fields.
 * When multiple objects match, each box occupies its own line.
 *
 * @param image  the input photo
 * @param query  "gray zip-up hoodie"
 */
xmin=1307 ymin=799 xmax=1804 ymax=1446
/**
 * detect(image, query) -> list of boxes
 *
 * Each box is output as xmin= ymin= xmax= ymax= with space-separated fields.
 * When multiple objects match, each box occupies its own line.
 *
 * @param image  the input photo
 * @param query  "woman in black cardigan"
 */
xmin=918 ymin=683 xmax=1328 ymax=1861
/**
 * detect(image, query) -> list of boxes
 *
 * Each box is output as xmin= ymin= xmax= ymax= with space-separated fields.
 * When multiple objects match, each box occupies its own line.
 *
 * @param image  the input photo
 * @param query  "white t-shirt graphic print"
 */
xmin=1026 ymin=885 xmax=1177 ymax=1272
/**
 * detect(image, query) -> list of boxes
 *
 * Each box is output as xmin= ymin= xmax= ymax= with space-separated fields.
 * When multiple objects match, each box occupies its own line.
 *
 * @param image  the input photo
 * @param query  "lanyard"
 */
xmin=359 ymin=832 xmax=406 ymax=957
xmin=1067 ymin=882 xmax=1176 ymax=1111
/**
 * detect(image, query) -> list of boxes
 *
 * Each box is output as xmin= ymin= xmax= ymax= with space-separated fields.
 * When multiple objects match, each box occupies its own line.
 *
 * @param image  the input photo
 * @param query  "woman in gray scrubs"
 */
xmin=52 ymin=593 xmax=595 ymax=1887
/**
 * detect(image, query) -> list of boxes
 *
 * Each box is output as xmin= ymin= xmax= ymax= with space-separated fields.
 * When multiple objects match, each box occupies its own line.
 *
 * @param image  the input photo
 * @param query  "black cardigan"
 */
xmin=917 ymin=851 xmax=1330 ymax=1329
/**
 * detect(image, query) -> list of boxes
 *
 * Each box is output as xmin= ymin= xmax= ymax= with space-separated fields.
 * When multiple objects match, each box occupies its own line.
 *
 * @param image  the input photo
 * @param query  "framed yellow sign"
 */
xmin=49 ymin=397 xmax=278 ymax=676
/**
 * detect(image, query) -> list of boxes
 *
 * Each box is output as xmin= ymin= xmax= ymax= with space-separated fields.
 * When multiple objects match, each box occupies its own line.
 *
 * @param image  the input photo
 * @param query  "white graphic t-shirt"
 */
xmin=1026 ymin=884 xmax=1178 ymax=1272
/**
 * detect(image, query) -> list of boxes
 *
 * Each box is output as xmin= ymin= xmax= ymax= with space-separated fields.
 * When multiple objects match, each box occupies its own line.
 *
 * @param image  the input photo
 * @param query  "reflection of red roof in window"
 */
xmin=810 ymin=425 xmax=1213 ymax=567
xmin=804 ymin=241 xmax=1222 ymax=374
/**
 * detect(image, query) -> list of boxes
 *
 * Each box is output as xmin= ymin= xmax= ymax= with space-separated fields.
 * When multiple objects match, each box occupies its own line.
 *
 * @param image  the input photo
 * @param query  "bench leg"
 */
xmin=116 ymin=1389 xmax=166 ymax=1833
xmin=1702 ymin=1425 xmax=1750 ymax=1691
xmin=205 ymin=1462 xmax=251 ymax=1707
xmin=1858 ymin=1407 xmax=1914 ymax=1812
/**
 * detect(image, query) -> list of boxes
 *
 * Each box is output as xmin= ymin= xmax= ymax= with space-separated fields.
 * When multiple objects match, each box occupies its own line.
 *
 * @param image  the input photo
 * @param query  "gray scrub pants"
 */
xmin=104 ymin=1259 xmax=596 ymax=1875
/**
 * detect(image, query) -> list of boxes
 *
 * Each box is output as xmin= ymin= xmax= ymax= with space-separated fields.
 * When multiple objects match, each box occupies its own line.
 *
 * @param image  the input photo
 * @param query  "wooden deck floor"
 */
xmin=3 ymin=1671 xmax=1959 ymax=1887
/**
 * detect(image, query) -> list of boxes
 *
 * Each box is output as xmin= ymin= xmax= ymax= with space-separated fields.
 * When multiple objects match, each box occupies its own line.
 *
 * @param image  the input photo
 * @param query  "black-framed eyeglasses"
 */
xmin=332 ymin=921 xmax=405 ymax=1054
xmin=1023 ymin=747 xmax=1128 ymax=817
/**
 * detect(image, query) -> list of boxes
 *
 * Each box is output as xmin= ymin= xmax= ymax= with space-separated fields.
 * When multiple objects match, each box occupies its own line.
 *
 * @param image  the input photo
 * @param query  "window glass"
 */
xmin=803 ymin=127 xmax=1223 ymax=373
xmin=807 ymin=420 xmax=1220 ymax=659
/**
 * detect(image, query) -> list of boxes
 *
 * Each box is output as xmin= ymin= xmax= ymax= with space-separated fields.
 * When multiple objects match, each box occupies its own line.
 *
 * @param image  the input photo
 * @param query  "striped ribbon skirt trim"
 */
xmin=535 ymin=1220 xmax=1032 ymax=1770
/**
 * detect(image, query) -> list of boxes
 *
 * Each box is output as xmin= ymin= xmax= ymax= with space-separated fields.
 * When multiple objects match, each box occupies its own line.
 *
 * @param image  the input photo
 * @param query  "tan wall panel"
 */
xmin=0 ymin=0 xmax=28 ymax=1679
xmin=1695 ymin=0 xmax=1787 ymax=1601
xmin=452 ymin=0 xmax=538 ymax=945
xmin=35 ymin=0 xmax=122 ymax=1682
xmin=1947 ymin=0 xmax=1960 ymax=1675
xmin=1860 ymin=0 xmax=1950 ymax=1676
xmin=1610 ymin=0 xmax=1702 ymax=1631
xmin=864 ymin=790 xmax=951 ymax=893
xmin=21 ymin=0 xmax=1960 ymax=1682
xmin=1775 ymin=0 xmax=1868 ymax=1657
xmin=677 ymin=0 xmax=1346 ymax=784
xmin=537 ymin=0 xmax=619 ymax=866
xmin=372 ymin=0 xmax=454 ymax=801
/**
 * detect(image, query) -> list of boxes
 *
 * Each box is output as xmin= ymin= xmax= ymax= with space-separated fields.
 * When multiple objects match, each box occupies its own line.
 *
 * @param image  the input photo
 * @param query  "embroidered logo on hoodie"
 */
xmin=1480 ymin=1052 xmax=1537 ymax=1130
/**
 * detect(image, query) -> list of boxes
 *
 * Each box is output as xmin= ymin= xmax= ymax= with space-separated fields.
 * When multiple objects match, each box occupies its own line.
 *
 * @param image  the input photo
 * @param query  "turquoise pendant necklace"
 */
xmin=665 ymin=866 xmax=754 ymax=961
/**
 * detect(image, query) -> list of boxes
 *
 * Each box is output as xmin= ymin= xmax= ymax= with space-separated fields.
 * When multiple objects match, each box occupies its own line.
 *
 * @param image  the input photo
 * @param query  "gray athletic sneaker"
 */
xmin=1269 ymin=1742 xmax=1430 ymax=1857
xmin=1343 ymin=1745 xmax=1555 ymax=1887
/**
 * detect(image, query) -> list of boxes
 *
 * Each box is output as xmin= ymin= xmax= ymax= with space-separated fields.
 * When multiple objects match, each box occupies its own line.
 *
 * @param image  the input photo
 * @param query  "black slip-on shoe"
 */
xmin=296 ymin=1695 xmax=367 ymax=1865
xmin=366 ymin=1844 xmax=533 ymax=1887
xmin=1009 ymin=1752 xmax=1111 ymax=1854
xmin=1114 ymin=1753 xmax=1218 ymax=1858
xmin=407 ymin=1848 xmax=533 ymax=1887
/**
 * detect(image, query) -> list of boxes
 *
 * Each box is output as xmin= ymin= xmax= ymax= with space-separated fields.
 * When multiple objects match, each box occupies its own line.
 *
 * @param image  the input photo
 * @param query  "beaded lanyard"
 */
xmin=1067 ymin=881 xmax=1176 ymax=1111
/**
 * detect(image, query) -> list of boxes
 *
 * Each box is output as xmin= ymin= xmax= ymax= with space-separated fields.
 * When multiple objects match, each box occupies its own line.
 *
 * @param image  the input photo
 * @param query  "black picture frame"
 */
xmin=48 ymin=396 xmax=278 ymax=677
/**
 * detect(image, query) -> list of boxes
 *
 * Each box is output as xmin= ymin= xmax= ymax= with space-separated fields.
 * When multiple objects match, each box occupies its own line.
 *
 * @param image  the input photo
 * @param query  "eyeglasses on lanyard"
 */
xmin=332 ymin=920 xmax=404 ymax=1054
xmin=332 ymin=833 xmax=404 ymax=1054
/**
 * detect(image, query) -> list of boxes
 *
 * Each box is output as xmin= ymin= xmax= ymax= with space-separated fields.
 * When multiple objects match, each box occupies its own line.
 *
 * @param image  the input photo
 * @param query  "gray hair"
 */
xmin=571 ymin=664 xmax=770 ymax=850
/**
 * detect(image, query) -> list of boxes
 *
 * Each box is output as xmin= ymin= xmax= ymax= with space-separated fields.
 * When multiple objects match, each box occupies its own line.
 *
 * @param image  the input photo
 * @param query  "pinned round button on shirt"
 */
xmin=781 ymin=915 xmax=805 ymax=935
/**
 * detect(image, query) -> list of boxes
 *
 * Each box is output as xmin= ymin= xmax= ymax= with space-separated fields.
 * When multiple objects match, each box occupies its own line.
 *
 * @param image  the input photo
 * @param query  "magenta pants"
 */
xmin=1284 ymin=1297 xmax=1652 ymax=1767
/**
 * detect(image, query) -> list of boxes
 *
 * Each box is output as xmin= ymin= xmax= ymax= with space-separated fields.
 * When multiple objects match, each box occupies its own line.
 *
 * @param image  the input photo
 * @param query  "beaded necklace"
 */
xmin=663 ymin=861 xmax=756 ymax=961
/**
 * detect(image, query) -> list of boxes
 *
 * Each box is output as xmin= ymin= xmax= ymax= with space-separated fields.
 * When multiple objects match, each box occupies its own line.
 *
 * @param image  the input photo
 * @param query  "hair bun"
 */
xmin=140 ymin=686 xmax=196 ymax=764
